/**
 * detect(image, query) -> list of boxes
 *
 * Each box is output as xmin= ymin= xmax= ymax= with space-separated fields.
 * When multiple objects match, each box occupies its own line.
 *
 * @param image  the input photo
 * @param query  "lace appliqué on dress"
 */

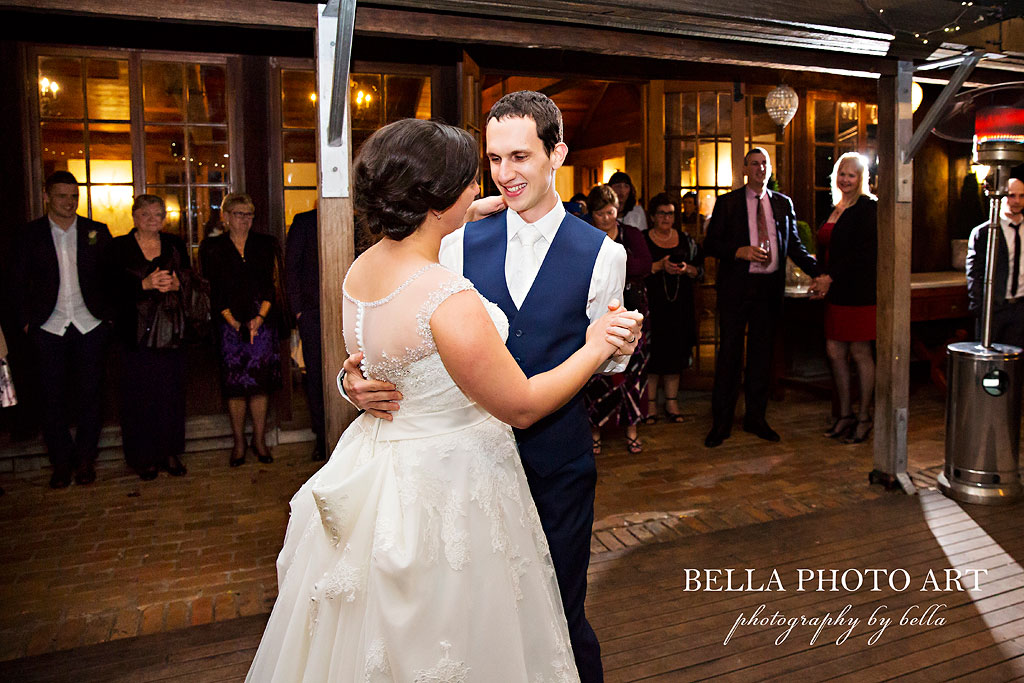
xmin=364 ymin=638 xmax=392 ymax=682
xmin=413 ymin=641 xmax=470 ymax=683
xmin=361 ymin=273 xmax=475 ymax=385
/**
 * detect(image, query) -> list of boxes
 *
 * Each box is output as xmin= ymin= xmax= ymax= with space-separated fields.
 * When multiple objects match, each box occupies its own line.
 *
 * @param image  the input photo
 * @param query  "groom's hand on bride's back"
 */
xmin=342 ymin=352 xmax=403 ymax=420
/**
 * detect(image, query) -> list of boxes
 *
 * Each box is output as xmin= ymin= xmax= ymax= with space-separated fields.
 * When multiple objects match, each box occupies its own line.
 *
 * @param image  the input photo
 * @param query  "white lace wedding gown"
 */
xmin=246 ymin=263 xmax=579 ymax=682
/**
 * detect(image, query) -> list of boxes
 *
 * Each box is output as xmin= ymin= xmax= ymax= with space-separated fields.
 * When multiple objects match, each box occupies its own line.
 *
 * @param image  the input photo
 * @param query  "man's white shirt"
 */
xmin=440 ymin=201 xmax=628 ymax=374
xmin=42 ymin=216 xmax=102 ymax=336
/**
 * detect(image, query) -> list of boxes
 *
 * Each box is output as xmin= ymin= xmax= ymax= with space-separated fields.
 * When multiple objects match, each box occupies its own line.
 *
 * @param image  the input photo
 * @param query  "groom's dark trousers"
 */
xmin=465 ymin=210 xmax=606 ymax=683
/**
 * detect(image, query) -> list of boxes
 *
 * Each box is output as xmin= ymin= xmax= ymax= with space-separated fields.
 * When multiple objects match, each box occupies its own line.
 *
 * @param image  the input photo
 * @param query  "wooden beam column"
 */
xmin=316 ymin=3 xmax=358 ymax=446
xmin=645 ymin=80 xmax=665 ymax=196
xmin=873 ymin=60 xmax=915 ymax=494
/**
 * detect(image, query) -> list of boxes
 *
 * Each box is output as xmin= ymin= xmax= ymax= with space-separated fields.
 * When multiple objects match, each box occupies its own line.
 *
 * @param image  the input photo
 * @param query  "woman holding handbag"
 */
xmin=107 ymin=195 xmax=189 ymax=480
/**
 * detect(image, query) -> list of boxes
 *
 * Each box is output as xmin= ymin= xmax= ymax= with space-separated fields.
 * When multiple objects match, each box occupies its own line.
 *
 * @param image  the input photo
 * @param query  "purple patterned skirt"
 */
xmin=218 ymin=321 xmax=281 ymax=398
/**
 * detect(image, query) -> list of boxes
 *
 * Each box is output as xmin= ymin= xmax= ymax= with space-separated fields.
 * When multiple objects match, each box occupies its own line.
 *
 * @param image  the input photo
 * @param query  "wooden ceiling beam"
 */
xmin=569 ymin=82 xmax=609 ymax=148
xmin=539 ymin=79 xmax=581 ymax=98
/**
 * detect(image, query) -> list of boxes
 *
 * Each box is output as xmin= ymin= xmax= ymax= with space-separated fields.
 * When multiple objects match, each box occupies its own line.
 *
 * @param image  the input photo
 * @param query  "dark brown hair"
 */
xmin=486 ymin=90 xmax=563 ymax=156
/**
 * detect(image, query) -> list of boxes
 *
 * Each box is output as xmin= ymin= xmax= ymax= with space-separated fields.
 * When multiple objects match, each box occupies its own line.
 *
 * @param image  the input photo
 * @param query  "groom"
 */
xmin=343 ymin=90 xmax=638 ymax=682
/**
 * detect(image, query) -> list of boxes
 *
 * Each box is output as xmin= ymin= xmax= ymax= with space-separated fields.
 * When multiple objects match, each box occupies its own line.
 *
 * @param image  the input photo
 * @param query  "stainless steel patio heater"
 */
xmin=935 ymin=87 xmax=1024 ymax=505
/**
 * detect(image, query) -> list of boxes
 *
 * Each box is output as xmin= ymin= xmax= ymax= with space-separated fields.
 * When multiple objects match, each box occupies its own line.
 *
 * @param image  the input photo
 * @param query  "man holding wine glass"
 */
xmin=702 ymin=147 xmax=828 ymax=448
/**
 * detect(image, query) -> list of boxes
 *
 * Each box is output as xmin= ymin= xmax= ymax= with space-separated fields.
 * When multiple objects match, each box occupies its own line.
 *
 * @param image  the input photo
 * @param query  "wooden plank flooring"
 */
xmin=3 ymin=489 xmax=1022 ymax=682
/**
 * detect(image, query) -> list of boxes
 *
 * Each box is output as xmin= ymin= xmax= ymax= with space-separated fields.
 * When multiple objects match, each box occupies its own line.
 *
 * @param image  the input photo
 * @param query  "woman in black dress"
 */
xmin=200 ymin=194 xmax=282 ymax=467
xmin=643 ymin=193 xmax=702 ymax=423
xmin=107 ymin=195 xmax=189 ymax=480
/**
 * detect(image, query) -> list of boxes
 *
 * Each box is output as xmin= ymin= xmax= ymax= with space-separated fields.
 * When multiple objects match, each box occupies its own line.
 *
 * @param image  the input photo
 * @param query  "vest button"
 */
xmin=515 ymin=329 xmax=523 ymax=337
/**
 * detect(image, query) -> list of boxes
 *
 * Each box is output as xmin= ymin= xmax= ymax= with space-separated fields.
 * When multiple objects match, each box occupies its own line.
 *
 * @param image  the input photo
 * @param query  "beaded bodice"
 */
xmin=342 ymin=263 xmax=509 ymax=415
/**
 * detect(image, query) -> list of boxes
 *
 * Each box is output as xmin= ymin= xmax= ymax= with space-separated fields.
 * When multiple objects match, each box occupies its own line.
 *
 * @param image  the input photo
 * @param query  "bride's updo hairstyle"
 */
xmin=354 ymin=118 xmax=478 ymax=241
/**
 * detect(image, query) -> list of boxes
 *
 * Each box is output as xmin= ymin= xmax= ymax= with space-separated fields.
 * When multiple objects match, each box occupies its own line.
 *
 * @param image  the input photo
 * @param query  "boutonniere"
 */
xmin=87 ymin=230 xmax=98 ymax=245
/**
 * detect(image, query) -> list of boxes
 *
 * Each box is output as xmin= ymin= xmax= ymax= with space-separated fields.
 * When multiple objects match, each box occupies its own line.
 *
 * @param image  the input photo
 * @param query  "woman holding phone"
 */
xmin=643 ymin=193 xmax=702 ymax=423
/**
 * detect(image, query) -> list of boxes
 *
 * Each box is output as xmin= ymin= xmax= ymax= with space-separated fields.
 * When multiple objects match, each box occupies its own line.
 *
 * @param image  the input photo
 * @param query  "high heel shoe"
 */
xmin=229 ymin=442 xmax=247 ymax=467
xmin=251 ymin=439 xmax=274 ymax=464
xmin=164 ymin=454 xmax=187 ymax=477
xmin=843 ymin=418 xmax=873 ymax=444
xmin=663 ymin=396 xmax=686 ymax=423
xmin=825 ymin=414 xmax=856 ymax=439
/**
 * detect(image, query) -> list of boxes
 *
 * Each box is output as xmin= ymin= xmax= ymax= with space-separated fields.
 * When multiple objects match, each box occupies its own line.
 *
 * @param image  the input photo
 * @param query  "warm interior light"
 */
xmin=972 ymin=164 xmax=991 ymax=184
xmin=39 ymin=76 xmax=59 ymax=98
xmin=911 ymin=82 xmax=924 ymax=113
xmin=309 ymin=92 xmax=317 ymax=103
xmin=602 ymin=157 xmax=626 ymax=184
xmin=67 ymin=159 xmax=135 ymax=236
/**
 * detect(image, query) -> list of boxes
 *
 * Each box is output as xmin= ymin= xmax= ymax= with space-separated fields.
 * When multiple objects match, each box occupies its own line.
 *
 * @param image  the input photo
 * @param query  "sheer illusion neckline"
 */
xmin=342 ymin=262 xmax=442 ymax=307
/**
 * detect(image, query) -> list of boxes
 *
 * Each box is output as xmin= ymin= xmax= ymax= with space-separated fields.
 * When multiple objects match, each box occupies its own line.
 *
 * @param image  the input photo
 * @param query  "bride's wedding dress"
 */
xmin=246 ymin=263 xmax=579 ymax=682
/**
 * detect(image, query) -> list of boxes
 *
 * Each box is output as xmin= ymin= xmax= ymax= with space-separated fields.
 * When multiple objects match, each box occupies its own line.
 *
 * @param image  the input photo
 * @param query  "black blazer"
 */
xmin=967 ymin=219 xmax=1014 ymax=315
xmin=106 ymin=230 xmax=190 ymax=347
xmin=703 ymin=186 xmax=819 ymax=303
xmin=14 ymin=215 xmax=113 ymax=330
xmin=284 ymin=209 xmax=320 ymax=322
xmin=819 ymin=195 xmax=878 ymax=306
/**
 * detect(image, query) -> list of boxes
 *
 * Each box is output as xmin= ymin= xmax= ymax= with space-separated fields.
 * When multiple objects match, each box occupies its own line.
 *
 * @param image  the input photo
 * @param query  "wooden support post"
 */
xmin=316 ymin=4 xmax=358 ymax=446
xmin=646 ymin=80 xmax=665 ymax=196
xmin=873 ymin=61 xmax=915 ymax=494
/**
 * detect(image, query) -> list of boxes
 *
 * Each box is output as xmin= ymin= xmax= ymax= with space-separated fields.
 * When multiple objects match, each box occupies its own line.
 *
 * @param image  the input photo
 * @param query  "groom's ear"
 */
xmin=549 ymin=142 xmax=569 ymax=170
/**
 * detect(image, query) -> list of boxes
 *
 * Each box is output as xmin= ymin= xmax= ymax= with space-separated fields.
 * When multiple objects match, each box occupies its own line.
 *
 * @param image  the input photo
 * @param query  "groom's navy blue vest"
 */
xmin=464 ymin=209 xmax=606 ymax=477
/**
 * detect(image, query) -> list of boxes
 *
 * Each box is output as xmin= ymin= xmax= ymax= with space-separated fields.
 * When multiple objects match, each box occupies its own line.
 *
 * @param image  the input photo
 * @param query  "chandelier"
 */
xmin=765 ymin=85 xmax=799 ymax=129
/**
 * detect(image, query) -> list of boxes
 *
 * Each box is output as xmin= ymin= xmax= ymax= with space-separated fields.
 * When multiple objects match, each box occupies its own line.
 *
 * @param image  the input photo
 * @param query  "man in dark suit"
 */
xmin=284 ymin=208 xmax=326 ymax=461
xmin=966 ymin=174 xmax=1024 ymax=348
xmin=703 ymin=147 xmax=825 ymax=448
xmin=15 ymin=171 xmax=113 ymax=488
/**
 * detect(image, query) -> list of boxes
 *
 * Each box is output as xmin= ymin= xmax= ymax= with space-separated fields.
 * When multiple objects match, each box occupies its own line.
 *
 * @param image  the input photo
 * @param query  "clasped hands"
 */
xmin=343 ymin=300 xmax=644 ymax=421
xmin=142 ymin=268 xmax=180 ymax=293
xmin=735 ymin=247 xmax=830 ymax=299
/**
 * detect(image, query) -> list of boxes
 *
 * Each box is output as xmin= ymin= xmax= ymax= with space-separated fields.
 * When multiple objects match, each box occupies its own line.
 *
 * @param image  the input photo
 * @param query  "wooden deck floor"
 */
xmin=3 ymin=489 xmax=1022 ymax=683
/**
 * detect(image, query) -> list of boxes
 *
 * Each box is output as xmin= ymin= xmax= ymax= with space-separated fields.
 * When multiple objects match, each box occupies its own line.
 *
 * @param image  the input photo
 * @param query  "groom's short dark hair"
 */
xmin=486 ymin=90 xmax=563 ymax=157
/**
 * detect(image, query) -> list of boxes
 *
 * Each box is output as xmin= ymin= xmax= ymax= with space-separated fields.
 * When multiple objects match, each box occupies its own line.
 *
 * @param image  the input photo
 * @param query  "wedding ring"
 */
xmin=628 ymin=335 xmax=636 ymax=343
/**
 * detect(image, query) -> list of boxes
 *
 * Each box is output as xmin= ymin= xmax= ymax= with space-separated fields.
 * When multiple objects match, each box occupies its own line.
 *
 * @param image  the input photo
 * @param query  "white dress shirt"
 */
xmin=41 ymin=217 xmax=102 ymax=336
xmin=745 ymin=187 xmax=780 ymax=274
xmin=620 ymin=204 xmax=648 ymax=231
xmin=1000 ymin=212 xmax=1024 ymax=301
xmin=440 ymin=201 xmax=628 ymax=373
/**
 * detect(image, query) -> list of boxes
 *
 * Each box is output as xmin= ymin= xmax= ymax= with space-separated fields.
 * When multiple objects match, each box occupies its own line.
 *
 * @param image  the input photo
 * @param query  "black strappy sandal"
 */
xmin=825 ymin=414 xmax=856 ymax=439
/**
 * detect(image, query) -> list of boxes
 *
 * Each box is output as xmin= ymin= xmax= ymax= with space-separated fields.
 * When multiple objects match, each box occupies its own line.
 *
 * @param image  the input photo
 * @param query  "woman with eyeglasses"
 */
xmin=643 ymin=193 xmax=702 ymax=424
xmin=200 ymin=193 xmax=282 ymax=467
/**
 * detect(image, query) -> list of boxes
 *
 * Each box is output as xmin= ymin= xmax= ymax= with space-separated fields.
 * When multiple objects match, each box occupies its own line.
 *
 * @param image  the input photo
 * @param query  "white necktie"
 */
xmin=512 ymin=224 xmax=543 ymax=305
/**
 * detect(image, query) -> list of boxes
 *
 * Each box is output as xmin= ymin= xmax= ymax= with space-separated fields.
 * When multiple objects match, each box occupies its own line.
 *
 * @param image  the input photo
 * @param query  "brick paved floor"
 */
xmin=0 ymin=384 xmax=950 ymax=663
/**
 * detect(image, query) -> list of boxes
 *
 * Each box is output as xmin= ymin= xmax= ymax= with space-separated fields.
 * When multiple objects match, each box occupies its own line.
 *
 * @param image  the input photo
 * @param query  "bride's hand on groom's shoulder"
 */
xmin=588 ymin=300 xmax=643 ymax=358
xmin=342 ymin=352 xmax=403 ymax=421
xmin=463 ymin=195 xmax=507 ymax=224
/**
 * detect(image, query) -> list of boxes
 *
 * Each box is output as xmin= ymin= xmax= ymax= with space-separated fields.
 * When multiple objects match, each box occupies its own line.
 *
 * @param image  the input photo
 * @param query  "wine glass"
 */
xmin=758 ymin=237 xmax=771 ymax=262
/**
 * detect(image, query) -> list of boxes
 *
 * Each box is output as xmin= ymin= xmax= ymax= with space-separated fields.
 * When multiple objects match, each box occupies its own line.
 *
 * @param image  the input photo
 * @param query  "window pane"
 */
xmin=148 ymin=187 xmax=187 ymax=241
xmin=86 ymin=59 xmax=129 ymax=121
xmin=385 ymin=75 xmax=430 ymax=123
xmin=815 ymin=146 xmax=836 ymax=188
xmin=838 ymin=101 xmax=858 ymax=146
xmin=699 ymin=92 xmax=717 ymax=136
xmin=143 ymin=62 xmax=185 ymax=123
xmin=40 ymin=120 xmax=86 ymax=180
xmin=189 ymin=126 xmax=229 ymax=184
xmin=681 ymin=92 xmax=697 ymax=134
xmin=38 ymin=56 xmax=84 ymax=120
xmin=188 ymin=64 xmax=227 ymax=124
xmin=718 ymin=92 xmax=732 ymax=137
xmin=146 ymin=125 xmax=187 ymax=184
xmin=283 ymin=131 xmax=316 ymax=187
xmin=285 ymin=189 xmax=318 ymax=230
xmin=195 ymin=186 xmax=229 ymax=246
xmin=814 ymin=100 xmax=836 ymax=143
xmin=282 ymin=69 xmax=317 ymax=129
xmin=89 ymin=122 xmax=133 ymax=181
xmin=350 ymin=73 xmax=382 ymax=130
xmin=89 ymin=185 xmax=134 ymax=237
xmin=815 ymin=189 xmax=833 ymax=227
xmin=750 ymin=96 xmax=783 ymax=143
xmin=698 ymin=140 xmax=730 ymax=188
xmin=665 ymin=93 xmax=682 ymax=137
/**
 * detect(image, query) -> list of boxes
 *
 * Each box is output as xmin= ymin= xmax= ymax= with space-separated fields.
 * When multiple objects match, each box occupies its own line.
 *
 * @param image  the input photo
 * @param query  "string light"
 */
xmin=859 ymin=0 xmax=1002 ymax=47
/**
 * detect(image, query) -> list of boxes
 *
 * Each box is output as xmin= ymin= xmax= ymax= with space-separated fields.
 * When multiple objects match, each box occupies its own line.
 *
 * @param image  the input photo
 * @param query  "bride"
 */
xmin=245 ymin=118 xmax=639 ymax=682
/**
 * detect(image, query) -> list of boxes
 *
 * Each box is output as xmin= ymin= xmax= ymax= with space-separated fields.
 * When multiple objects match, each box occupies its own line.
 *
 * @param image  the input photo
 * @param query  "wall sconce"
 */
xmin=912 ymin=82 xmax=923 ymax=114
xmin=39 ymin=76 xmax=60 ymax=100
xmin=309 ymin=92 xmax=317 ymax=104
xmin=354 ymin=89 xmax=373 ymax=109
